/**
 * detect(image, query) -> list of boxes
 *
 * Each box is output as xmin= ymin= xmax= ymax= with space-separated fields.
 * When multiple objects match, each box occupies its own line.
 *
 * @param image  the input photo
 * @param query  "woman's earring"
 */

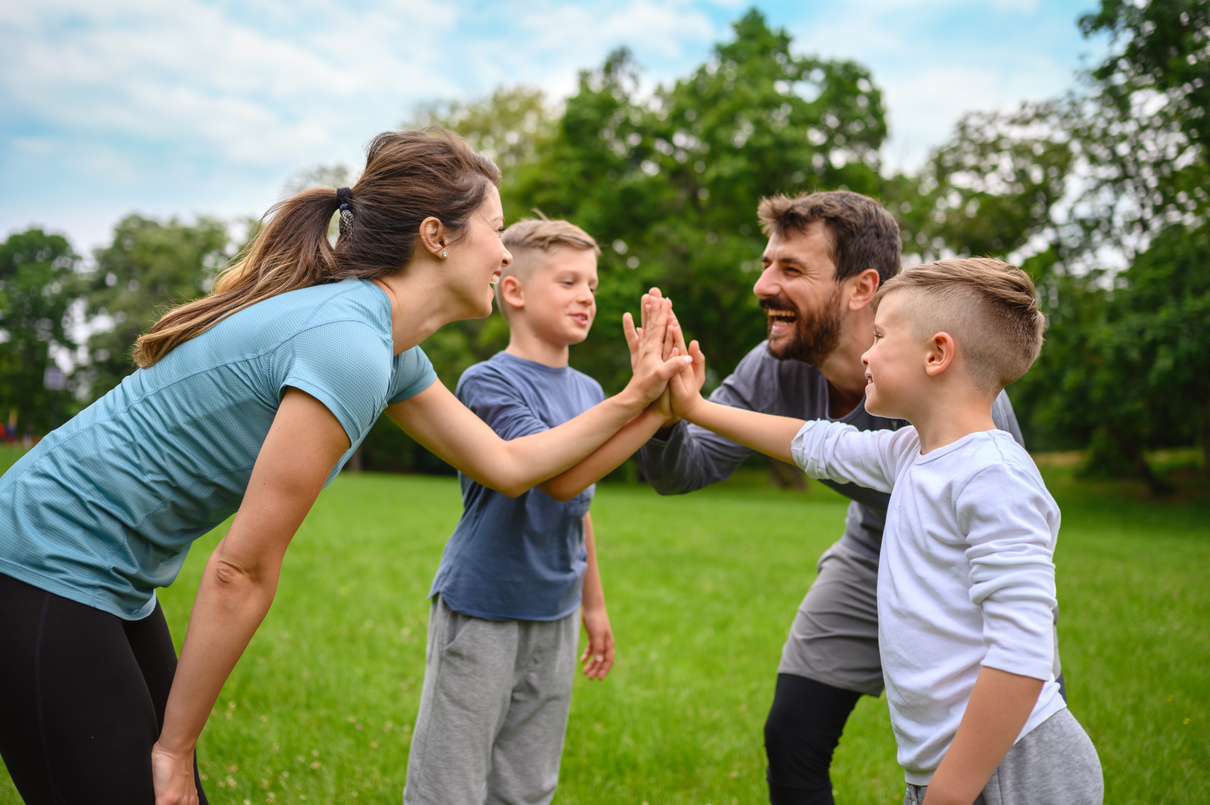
xmin=441 ymin=251 xmax=447 ymax=259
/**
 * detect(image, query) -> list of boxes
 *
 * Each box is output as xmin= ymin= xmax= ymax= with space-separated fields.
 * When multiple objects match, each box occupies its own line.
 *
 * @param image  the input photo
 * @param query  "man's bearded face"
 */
xmin=761 ymin=281 xmax=845 ymax=366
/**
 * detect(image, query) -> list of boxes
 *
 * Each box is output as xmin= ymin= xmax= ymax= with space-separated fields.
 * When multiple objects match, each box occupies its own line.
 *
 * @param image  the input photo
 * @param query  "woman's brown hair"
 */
xmin=133 ymin=128 xmax=501 ymax=367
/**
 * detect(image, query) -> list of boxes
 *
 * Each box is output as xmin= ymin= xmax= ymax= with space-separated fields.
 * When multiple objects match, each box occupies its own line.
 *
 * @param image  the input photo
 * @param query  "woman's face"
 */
xmin=447 ymin=185 xmax=512 ymax=319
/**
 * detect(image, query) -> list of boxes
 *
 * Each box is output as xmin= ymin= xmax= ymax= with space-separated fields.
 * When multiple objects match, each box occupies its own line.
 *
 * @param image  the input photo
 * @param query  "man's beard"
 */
xmin=763 ymin=285 xmax=845 ymax=366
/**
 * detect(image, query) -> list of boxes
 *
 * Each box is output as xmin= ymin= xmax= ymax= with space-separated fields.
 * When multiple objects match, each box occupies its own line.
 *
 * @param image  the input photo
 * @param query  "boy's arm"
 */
xmin=538 ymin=303 xmax=684 ymax=501
xmin=537 ymin=406 xmax=667 ymax=502
xmin=922 ymin=668 xmax=1043 ymax=805
xmin=579 ymin=513 xmax=614 ymax=680
xmin=670 ymin=338 xmax=805 ymax=465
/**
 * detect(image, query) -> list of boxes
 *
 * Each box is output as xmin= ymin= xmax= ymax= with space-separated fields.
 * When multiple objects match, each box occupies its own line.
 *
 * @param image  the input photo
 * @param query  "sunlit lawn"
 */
xmin=1 ymin=446 xmax=1207 ymax=804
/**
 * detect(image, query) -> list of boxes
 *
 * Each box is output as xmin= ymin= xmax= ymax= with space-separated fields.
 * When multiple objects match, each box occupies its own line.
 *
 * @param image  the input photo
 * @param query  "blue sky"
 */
xmin=1 ymin=0 xmax=1109 ymax=256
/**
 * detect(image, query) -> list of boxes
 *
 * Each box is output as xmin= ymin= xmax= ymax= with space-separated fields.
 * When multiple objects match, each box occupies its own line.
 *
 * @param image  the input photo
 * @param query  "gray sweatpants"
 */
xmin=903 ymin=708 xmax=1103 ymax=805
xmin=402 ymin=596 xmax=580 ymax=805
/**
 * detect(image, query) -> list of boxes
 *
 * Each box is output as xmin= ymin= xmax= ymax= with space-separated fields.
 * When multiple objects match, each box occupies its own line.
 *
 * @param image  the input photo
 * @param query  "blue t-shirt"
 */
xmin=429 ymin=352 xmax=605 ymax=621
xmin=0 ymin=278 xmax=436 ymax=619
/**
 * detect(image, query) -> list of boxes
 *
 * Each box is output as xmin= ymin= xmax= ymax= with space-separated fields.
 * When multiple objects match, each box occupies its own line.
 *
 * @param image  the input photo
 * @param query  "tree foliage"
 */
xmin=884 ymin=103 xmax=1073 ymax=264
xmin=504 ymin=9 xmax=888 ymax=392
xmin=81 ymin=215 xmax=232 ymax=398
xmin=1064 ymin=0 xmax=1210 ymax=253
xmin=0 ymin=229 xmax=81 ymax=435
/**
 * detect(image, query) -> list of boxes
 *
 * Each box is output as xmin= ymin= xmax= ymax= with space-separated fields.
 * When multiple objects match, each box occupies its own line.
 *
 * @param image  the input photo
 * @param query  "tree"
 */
xmin=511 ymin=9 xmax=890 ymax=392
xmin=80 ymin=215 xmax=232 ymax=399
xmin=0 ymin=229 xmax=81 ymax=435
xmin=1064 ymin=0 xmax=1210 ymax=255
xmin=883 ymin=102 xmax=1074 ymax=264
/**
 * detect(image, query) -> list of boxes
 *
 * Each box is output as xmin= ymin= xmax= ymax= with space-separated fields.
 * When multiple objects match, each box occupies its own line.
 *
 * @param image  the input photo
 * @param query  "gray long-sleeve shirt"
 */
xmin=637 ymin=341 xmax=1024 ymax=561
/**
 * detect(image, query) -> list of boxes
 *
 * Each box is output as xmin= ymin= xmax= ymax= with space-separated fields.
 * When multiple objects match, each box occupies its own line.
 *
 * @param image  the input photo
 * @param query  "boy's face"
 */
xmin=516 ymin=247 xmax=599 ymax=347
xmin=861 ymin=293 xmax=929 ymax=419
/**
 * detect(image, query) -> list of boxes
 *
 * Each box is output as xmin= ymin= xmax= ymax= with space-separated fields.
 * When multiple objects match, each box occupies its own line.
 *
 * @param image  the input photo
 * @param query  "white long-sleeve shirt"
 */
xmin=791 ymin=421 xmax=1067 ymax=784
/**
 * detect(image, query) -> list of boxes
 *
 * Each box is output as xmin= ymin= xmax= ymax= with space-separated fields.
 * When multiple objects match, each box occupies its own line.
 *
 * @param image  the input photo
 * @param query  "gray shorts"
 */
xmin=403 ymin=596 xmax=580 ymax=805
xmin=778 ymin=541 xmax=884 ymax=696
xmin=903 ymin=707 xmax=1103 ymax=805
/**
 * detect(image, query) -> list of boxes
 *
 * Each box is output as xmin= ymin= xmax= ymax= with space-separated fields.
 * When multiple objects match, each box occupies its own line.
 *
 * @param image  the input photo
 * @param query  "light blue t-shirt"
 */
xmin=0 ymin=278 xmax=436 ymax=619
xmin=429 ymin=352 xmax=605 ymax=621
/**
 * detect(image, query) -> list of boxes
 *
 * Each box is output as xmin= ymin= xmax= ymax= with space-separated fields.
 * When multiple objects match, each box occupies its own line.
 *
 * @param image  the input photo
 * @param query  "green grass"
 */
xmin=1 ymin=446 xmax=1207 ymax=803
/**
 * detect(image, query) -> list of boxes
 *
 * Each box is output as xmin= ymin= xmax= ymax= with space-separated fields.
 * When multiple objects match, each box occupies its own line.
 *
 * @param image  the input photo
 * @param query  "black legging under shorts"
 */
xmin=0 ymin=573 xmax=207 ymax=804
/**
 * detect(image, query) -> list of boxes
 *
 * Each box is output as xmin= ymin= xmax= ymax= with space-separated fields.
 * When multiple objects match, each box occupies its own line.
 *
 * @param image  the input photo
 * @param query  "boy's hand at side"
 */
xmin=922 ymin=667 xmax=1043 ymax=805
xmin=579 ymin=514 xmax=614 ymax=680
xmin=579 ymin=604 xmax=615 ymax=680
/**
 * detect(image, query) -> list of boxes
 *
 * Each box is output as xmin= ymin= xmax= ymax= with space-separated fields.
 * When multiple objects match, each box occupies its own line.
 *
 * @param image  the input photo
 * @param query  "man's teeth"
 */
xmin=767 ymin=310 xmax=796 ymax=322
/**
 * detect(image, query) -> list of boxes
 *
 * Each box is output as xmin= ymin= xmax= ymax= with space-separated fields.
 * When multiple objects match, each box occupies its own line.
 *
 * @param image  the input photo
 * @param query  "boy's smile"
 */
xmin=507 ymin=246 xmax=599 ymax=366
xmin=861 ymin=293 xmax=928 ymax=420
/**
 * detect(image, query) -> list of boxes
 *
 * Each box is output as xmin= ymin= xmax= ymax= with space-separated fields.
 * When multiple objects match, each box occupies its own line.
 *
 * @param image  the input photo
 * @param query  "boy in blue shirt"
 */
xmin=404 ymin=217 xmax=624 ymax=804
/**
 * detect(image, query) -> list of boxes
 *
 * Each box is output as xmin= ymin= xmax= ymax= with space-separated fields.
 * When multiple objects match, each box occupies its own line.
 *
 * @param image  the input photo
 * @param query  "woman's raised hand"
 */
xmin=621 ymin=290 xmax=692 ymax=407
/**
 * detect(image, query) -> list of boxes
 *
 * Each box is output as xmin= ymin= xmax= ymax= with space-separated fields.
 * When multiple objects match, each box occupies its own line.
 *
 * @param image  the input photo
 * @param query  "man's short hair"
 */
xmin=873 ymin=258 xmax=1046 ymax=394
xmin=496 ymin=215 xmax=600 ymax=319
xmin=757 ymin=190 xmax=901 ymax=284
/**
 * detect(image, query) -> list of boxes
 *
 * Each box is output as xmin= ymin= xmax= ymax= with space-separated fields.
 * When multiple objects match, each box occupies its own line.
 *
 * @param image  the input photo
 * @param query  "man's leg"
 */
xmin=764 ymin=543 xmax=882 ymax=805
xmin=765 ymin=674 xmax=862 ymax=804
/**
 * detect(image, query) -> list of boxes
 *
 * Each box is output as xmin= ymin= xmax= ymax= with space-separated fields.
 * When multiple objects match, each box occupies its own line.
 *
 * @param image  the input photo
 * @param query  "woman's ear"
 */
xmin=418 ymin=216 xmax=447 ymax=258
xmin=925 ymin=331 xmax=956 ymax=376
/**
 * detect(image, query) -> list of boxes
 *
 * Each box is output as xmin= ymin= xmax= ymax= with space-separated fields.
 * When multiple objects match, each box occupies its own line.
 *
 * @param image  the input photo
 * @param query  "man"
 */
xmin=638 ymin=191 xmax=1027 ymax=805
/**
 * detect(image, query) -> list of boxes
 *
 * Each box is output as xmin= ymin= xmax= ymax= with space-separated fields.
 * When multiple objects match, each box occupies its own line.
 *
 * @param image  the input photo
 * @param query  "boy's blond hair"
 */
xmin=873 ymin=258 xmax=1046 ymax=394
xmin=496 ymin=215 xmax=600 ymax=321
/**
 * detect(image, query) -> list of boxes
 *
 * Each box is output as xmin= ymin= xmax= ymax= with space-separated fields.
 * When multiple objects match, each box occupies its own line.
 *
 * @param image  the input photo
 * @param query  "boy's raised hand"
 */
xmin=668 ymin=324 xmax=706 ymax=422
xmin=621 ymin=291 xmax=691 ymax=407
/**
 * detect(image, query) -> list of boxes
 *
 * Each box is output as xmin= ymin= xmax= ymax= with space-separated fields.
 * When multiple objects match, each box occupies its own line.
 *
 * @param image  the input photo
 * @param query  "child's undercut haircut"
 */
xmin=874 ymin=258 xmax=1046 ymax=394
xmin=496 ymin=215 xmax=600 ymax=320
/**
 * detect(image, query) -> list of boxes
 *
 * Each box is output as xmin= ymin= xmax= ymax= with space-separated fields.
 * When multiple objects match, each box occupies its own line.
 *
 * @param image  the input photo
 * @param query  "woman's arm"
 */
xmin=387 ymin=297 xmax=689 ymax=497
xmin=151 ymin=388 xmax=350 ymax=805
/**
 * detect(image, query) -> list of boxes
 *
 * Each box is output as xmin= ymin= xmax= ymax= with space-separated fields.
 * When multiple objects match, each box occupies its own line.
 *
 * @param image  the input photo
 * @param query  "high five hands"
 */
xmin=623 ymin=288 xmax=707 ymax=425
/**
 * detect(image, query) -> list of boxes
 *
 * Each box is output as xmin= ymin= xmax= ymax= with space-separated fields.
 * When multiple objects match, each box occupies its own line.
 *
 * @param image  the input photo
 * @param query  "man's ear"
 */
xmin=418 ymin=216 xmax=448 ymax=258
xmin=925 ymin=332 xmax=956 ymax=376
xmin=499 ymin=275 xmax=524 ymax=311
xmin=847 ymin=268 xmax=881 ymax=311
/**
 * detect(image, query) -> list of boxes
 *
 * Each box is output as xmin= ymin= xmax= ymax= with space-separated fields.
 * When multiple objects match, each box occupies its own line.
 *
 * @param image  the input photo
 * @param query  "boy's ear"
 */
xmin=846 ymin=268 xmax=881 ymax=311
xmin=924 ymin=331 xmax=956 ymax=377
xmin=499 ymin=275 xmax=525 ymax=311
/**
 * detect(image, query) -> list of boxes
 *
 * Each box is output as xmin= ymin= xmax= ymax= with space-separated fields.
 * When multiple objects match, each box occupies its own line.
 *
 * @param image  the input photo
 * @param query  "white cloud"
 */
xmin=1 ymin=0 xmax=1099 ymax=254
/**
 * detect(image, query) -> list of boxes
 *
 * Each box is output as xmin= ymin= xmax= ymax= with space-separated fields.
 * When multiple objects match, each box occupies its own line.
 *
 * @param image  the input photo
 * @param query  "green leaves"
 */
xmin=82 ymin=214 xmax=233 ymax=397
xmin=0 ymin=229 xmax=80 ymax=434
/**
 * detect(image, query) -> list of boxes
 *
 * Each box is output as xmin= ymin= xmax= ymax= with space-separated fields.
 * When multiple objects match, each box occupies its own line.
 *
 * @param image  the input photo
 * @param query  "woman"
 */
xmin=0 ymin=129 xmax=686 ymax=805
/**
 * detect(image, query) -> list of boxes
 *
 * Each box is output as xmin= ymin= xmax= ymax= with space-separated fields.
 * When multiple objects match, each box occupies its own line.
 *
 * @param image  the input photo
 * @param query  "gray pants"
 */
xmin=403 ymin=596 xmax=580 ymax=805
xmin=903 ymin=708 xmax=1103 ymax=805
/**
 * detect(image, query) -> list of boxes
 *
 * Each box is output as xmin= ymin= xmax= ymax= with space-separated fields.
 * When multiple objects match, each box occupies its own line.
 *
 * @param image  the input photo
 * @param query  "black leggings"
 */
xmin=764 ymin=673 xmax=863 ymax=805
xmin=0 ymin=573 xmax=207 ymax=805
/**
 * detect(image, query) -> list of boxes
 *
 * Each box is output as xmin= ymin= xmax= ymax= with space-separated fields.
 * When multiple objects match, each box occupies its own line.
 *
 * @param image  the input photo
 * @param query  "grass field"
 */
xmin=1 ymin=445 xmax=1207 ymax=803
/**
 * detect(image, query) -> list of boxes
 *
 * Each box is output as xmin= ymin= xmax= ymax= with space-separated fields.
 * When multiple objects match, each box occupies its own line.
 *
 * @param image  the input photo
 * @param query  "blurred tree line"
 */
xmin=2 ymin=3 xmax=1206 ymax=490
